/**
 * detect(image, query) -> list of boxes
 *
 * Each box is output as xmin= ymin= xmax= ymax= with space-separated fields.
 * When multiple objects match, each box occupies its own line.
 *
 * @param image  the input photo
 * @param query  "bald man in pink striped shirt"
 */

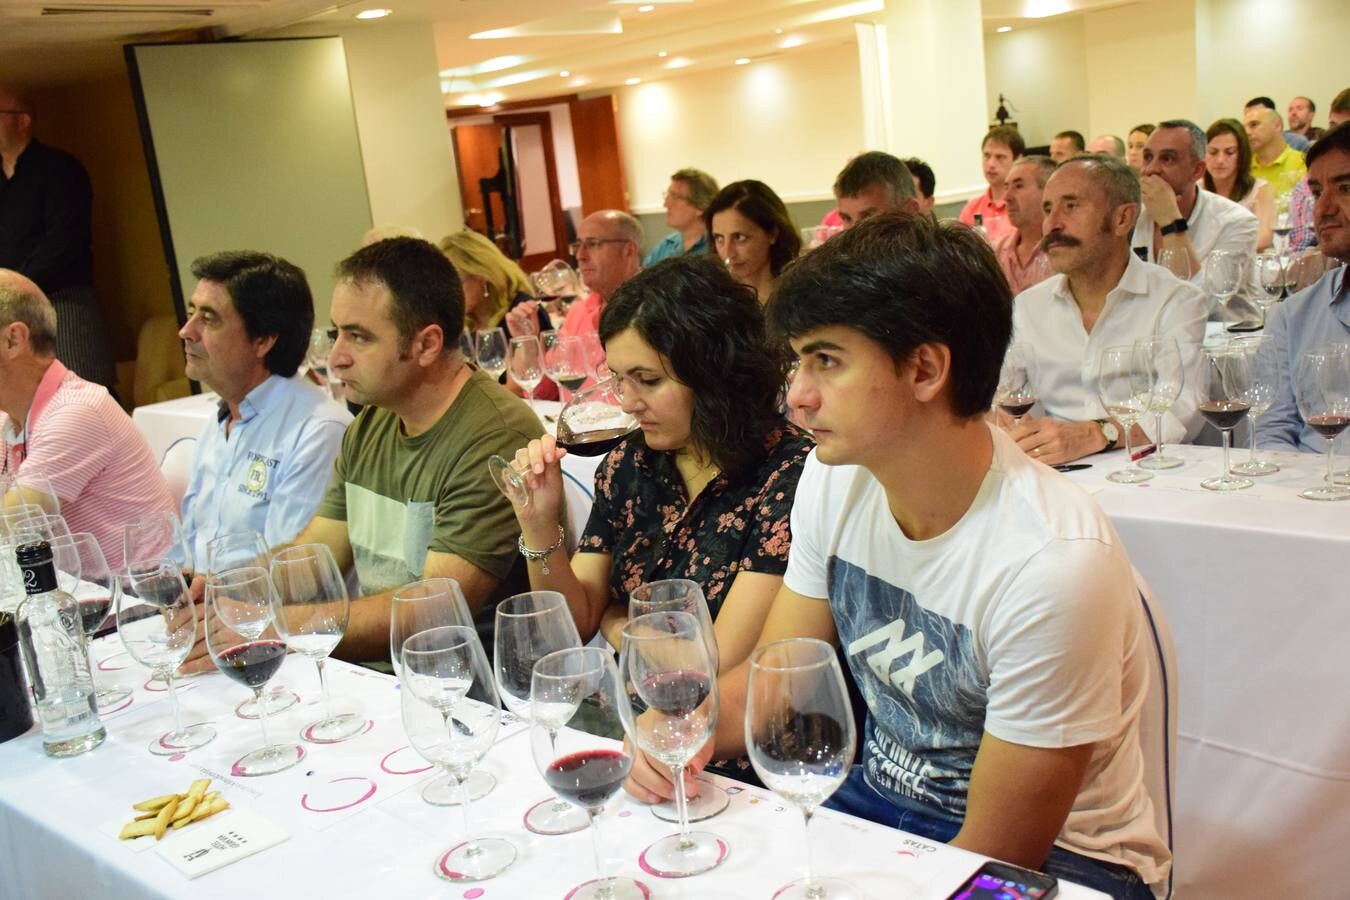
xmin=0 ymin=270 xmax=174 ymax=568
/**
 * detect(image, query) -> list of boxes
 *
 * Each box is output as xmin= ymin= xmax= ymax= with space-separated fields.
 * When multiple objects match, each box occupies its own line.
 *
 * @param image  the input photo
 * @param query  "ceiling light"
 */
xmin=774 ymin=28 xmax=783 ymax=34
xmin=997 ymin=25 xmax=1012 ymax=33
xmin=780 ymin=35 xmax=805 ymax=49
xmin=559 ymin=70 xmax=570 ymax=76
xmin=355 ymin=8 xmax=390 ymax=19
xmin=657 ymin=50 xmax=667 ymax=58
xmin=734 ymin=57 xmax=750 ymax=65
xmin=625 ymin=77 xmax=641 ymax=85
xmin=638 ymin=4 xmax=654 ymax=10
xmin=664 ymin=57 xmax=692 ymax=69
xmin=479 ymin=93 xmax=504 ymax=107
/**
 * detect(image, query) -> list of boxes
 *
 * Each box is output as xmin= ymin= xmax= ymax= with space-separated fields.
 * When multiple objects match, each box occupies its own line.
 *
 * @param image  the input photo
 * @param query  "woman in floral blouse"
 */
xmin=504 ymin=254 xmax=812 ymax=675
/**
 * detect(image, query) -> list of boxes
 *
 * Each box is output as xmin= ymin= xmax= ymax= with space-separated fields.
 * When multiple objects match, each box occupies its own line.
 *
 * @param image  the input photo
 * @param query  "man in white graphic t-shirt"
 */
xmin=622 ymin=213 xmax=1169 ymax=899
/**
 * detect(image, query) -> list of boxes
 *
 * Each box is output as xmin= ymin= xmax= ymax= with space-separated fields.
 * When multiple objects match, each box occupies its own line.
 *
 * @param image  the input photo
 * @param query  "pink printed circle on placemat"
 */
xmin=102 ymin=695 xmax=134 ymax=716
xmin=637 ymin=837 xmax=729 ymax=877
xmin=565 ymin=878 xmax=650 ymax=899
xmin=168 ymin=753 xmax=186 ymax=762
xmin=156 ymin=726 xmax=209 ymax=752
xmin=300 ymin=776 xmax=377 ymax=813
xmin=232 ymin=744 xmax=305 ymax=777
xmin=463 ymin=890 xmax=485 ymax=899
xmin=143 ymin=677 xmax=169 ymax=692
xmin=379 ymin=745 xmax=433 ymax=775
xmin=300 ymin=718 xmax=374 ymax=742
xmin=97 ymin=651 xmax=130 ymax=672
xmin=617 ymin=810 xmax=632 ymax=818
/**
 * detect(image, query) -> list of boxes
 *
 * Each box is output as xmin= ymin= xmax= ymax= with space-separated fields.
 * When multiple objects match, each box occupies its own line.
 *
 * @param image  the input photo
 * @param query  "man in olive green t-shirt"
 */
xmin=286 ymin=237 xmax=541 ymax=663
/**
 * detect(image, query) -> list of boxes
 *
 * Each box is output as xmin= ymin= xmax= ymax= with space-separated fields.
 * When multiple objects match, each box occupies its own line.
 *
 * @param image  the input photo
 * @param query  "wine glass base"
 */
xmin=422 ymin=770 xmax=496 ymax=806
xmin=1300 ymin=485 xmax=1350 ymax=501
xmin=232 ymin=742 xmax=305 ymax=777
xmin=772 ymin=876 xmax=865 ymax=899
xmin=94 ymin=685 xmax=132 ymax=710
xmin=565 ymin=876 xmax=651 ymax=899
xmin=1107 ymin=468 xmax=1153 ymax=484
xmin=1231 ymin=459 xmax=1280 ymax=476
xmin=524 ymin=796 xmax=589 ymax=834
xmin=300 ymin=712 xmax=366 ymax=744
xmin=149 ymin=723 xmax=216 ymax=756
xmin=236 ymin=689 xmax=299 ymax=719
xmin=434 ymin=837 xmax=517 ymax=882
xmin=1225 ymin=321 xmax=1264 ymax=333
xmin=637 ymin=831 xmax=729 ymax=877
xmin=1202 ymin=474 xmax=1254 ymax=491
xmin=1137 ymin=454 xmax=1185 ymax=470
xmin=651 ymin=781 xmax=730 ymax=823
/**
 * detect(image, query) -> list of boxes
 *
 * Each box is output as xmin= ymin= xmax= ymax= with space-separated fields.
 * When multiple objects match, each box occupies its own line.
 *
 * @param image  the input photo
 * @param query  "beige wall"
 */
xmin=1083 ymin=0 xmax=1199 ymax=140
xmin=614 ymin=42 xmax=864 ymax=214
xmin=984 ymin=15 xmax=1089 ymax=147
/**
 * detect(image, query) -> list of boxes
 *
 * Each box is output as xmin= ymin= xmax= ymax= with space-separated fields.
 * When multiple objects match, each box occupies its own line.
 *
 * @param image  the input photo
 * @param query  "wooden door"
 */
xmin=451 ymin=122 xmax=507 ymax=236
xmin=496 ymin=113 xmax=569 ymax=272
xmin=569 ymin=95 xmax=629 ymax=215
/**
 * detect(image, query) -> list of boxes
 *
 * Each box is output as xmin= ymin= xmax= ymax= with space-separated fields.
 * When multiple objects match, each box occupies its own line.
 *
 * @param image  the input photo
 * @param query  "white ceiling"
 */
xmin=0 ymin=0 xmax=1139 ymax=93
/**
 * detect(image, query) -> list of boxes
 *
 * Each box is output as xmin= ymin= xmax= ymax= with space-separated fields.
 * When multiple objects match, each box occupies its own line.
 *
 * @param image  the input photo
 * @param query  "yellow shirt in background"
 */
xmin=1251 ymin=144 xmax=1307 ymax=201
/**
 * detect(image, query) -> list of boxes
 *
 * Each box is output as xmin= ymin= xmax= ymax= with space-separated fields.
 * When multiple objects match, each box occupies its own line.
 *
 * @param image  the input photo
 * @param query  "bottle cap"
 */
xmin=15 ymin=540 xmax=52 ymax=569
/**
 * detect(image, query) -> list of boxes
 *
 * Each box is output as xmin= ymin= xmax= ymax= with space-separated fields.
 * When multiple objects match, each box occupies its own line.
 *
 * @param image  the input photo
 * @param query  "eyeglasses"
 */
xmin=568 ymin=238 xmax=630 ymax=255
xmin=663 ymin=190 xmax=692 ymax=204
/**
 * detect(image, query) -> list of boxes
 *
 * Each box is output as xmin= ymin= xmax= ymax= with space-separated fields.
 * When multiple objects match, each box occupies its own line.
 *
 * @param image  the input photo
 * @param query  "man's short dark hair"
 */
xmin=983 ymin=125 xmax=1026 ymax=158
xmin=670 ymin=168 xmax=719 ymax=211
xmin=1245 ymin=96 xmax=1276 ymax=111
xmin=190 ymin=251 xmax=313 ymax=377
xmin=1295 ymin=95 xmax=1316 ymax=114
xmin=1055 ymin=130 xmax=1086 ymax=152
xmin=767 ymin=212 xmax=1011 ymax=418
xmin=1332 ymin=88 xmax=1350 ymax=117
xmin=335 ymin=237 xmax=464 ymax=352
xmin=1306 ymin=121 xmax=1350 ymax=170
xmin=1014 ymin=154 xmax=1059 ymax=187
xmin=833 ymin=151 xmax=917 ymax=203
xmin=1157 ymin=118 xmax=1207 ymax=162
xmin=900 ymin=157 xmax=936 ymax=199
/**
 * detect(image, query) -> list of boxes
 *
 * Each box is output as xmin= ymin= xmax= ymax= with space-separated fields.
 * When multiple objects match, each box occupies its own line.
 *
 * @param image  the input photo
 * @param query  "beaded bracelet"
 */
xmin=518 ymin=525 xmax=565 ymax=575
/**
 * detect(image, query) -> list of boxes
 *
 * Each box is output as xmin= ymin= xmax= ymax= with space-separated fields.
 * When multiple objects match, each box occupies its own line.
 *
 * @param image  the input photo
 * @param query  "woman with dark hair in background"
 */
xmin=1126 ymin=123 xmax=1155 ymax=172
xmin=1203 ymin=118 xmax=1275 ymax=251
xmin=703 ymin=180 xmax=802 ymax=303
xmin=502 ymin=255 xmax=811 ymax=682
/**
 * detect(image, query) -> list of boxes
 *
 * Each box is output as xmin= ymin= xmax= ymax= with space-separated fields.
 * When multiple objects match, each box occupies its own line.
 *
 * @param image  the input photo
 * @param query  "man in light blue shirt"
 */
xmin=643 ymin=168 xmax=718 ymax=266
xmin=1257 ymin=124 xmax=1350 ymax=453
xmin=178 ymin=251 xmax=351 ymax=567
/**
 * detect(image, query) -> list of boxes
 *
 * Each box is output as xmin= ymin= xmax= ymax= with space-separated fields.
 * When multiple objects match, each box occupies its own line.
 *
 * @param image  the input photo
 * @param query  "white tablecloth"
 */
xmin=0 ymin=644 xmax=1105 ymax=898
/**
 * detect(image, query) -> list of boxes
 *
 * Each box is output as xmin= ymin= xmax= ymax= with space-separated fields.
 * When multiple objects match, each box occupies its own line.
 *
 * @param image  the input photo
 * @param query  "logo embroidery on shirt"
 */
xmin=240 ymin=452 xmax=280 ymax=499
xmin=847 ymin=618 xmax=945 ymax=697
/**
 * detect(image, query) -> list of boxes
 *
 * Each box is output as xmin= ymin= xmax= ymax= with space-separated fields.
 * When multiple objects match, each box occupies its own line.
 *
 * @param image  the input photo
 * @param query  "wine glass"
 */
xmin=270 ymin=543 xmax=364 ymax=743
xmin=474 ymin=330 xmax=508 ymax=381
xmin=1199 ymin=348 xmax=1254 ymax=492
xmin=1293 ymin=346 xmax=1350 ymax=501
xmin=994 ymin=346 xmax=1036 ymax=430
xmin=544 ymin=335 xmax=589 ymax=403
xmin=494 ymin=590 xmax=588 ymax=835
xmin=488 ymin=376 xmax=639 ymax=507
xmin=1132 ymin=337 xmax=1186 ymax=470
xmin=1230 ymin=336 xmax=1281 ymax=477
xmin=117 ymin=560 xmax=217 ymax=755
xmin=308 ymin=327 xmax=341 ymax=400
xmin=390 ymin=578 xmax=495 ymax=806
xmin=5 ymin=470 xmax=61 ymax=515
xmin=122 ymin=511 xmax=192 ymax=573
xmin=51 ymin=532 xmax=132 ymax=709
xmin=0 ymin=503 xmax=45 ymax=542
xmin=530 ymin=647 xmax=647 ymax=900
xmin=1095 ymin=346 xmax=1153 ymax=483
xmin=1204 ymin=250 xmax=1250 ymax=330
xmin=1157 ymin=247 xmax=1193 ymax=281
xmin=746 ymin=638 xmax=860 ymax=900
xmin=618 ymin=611 xmax=726 ymax=877
xmin=401 ymin=625 xmax=516 ymax=882
xmin=1256 ymin=251 xmax=1286 ymax=322
xmin=205 ymin=568 xmax=304 ymax=776
xmin=509 ymin=335 xmax=545 ymax=413
xmin=11 ymin=511 xmax=72 ymax=545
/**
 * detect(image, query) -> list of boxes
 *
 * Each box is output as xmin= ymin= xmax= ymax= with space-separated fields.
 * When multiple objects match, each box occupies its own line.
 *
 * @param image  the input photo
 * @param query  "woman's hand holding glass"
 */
xmin=491 ymin=434 xmax=569 ymax=537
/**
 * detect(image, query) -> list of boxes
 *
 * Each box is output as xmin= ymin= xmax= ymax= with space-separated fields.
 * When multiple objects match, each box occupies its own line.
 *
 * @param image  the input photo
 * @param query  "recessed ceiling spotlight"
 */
xmin=780 ymin=35 xmax=805 ymax=49
xmin=355 ymin=8 xmax=391 ymax=19
xmin=559 ymin=70 xmax=570 ymax=76
xmin=774 ymin=28 xmax=783 ymax=34
xmin=734 ymin=57 xmax=750 ymax=65
xmin=638 ymin=4 xmax=654 ymax=10
xmin=625 ymin=77 xmax=641 ymax=85
xmin=997 ymin=25 xmax=1012 ymax=32
xmin=657 ymin=50 xmax=667 ymax=58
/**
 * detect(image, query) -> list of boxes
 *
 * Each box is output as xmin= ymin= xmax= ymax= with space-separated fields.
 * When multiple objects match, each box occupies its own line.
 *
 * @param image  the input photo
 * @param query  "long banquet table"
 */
xmin=0 ymin=645 xmax=1106 ymax=898
xmin=128 ymin=393 xmax=1350 ymax=898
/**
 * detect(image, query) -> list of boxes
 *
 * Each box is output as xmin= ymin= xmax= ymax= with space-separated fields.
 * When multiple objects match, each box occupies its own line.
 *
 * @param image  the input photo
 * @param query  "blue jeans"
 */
xmin=824 ymin=766 xmax=1155 ymax=900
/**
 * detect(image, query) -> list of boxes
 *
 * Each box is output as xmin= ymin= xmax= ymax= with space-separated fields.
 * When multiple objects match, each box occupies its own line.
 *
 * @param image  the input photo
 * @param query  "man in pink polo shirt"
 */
xmin=960 ymin=125 xmax=1025 ymax=246
xmin=0 ymin=269 xmax=174 ymax=568
xmin=995 ymin=154 xmax=1057 ymax=296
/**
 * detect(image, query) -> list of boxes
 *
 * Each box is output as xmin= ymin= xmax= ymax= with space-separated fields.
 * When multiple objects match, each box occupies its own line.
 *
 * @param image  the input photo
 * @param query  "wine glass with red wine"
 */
xmin=995 ymin=346 xmax=1036 ymax=428
xmin=544 ymin=335 xmax=590 ymax=403
xmin=618 ymin=611 xmax=727 ymax=878
xmin=531 ymin=647 xmax=648 ymax=900
xmin=1294 ymin=346 xmax=1350 ymax=502
xmin=52 ymin=532 xmax=132 ymax=710
xmin=205 ymin=567 xmax=303 ymax=776
xmin=1199 ymin=348 xmax=1254 ymax=492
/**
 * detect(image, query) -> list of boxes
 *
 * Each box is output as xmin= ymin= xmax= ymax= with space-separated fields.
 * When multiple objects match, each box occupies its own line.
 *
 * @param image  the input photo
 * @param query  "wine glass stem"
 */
xmin=1326 ymin=438 xmax=1338 ymax=486
xmin=255 ymin=688 xmax=272 ymax=747
xmin=315 ymin=657 xmax=333 ymax=720
xmin=1221 ymin=430 xmax=1233 ymax=481
xmin=801 ymin=807 xmax=819 ymax=890
xmin=454 ymin=772 xmax=476 ymax=853
xmin=1248 ymin=412 xmax=1260 ymax=463
xmin=1154 ymin=413 xmax=1166 ymax=459
xmin=587 ymin=809 xmax=609 ymax=884
xmin=165 ymin=669 xmax=184 ymax=736
xmin=1122 ymin=419 xmax=1135 ymax=473
xmin=671 ymin=763 xmax=692 ymax=843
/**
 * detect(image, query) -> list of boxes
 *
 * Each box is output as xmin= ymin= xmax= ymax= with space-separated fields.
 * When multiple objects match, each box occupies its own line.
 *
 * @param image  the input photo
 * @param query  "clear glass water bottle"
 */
xmin=15 ymin=539 xmax=106 ymax=757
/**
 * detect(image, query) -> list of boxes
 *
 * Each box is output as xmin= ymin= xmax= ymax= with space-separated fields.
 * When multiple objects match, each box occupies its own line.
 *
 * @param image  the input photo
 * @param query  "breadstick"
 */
xmin=132 ymin=793 xmax=179 ymax=812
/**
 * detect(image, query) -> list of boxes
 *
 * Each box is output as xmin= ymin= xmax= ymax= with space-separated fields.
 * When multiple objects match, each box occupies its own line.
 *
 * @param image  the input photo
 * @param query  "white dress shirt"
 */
xmin=1132 ymin=187 xmax=1261 ymax=321
xmin=1013 ymin=252 xmax=1208 ymax=445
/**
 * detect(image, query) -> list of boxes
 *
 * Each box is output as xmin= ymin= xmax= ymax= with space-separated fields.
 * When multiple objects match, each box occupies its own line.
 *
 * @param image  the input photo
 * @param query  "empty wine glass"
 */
xmin=5 ymin=470 xmax=60 ymax=516
xmin=205 ymin=567 xmax=304 ymax=776
xmin=544 ymin=335 xmax=589 ymax=403
xmin=1294 ymin=346 xmax=1350 ymax=501
xmin=1256 ymin=251 xmax=1286 ymax=322
xmin=995 ymin=345 xmax=1036 ymax=429
xmin=509 ymin=335 xmax=545 ymax=413
xmin=402 ymin=625 xmax=515 ymax=882
xmin=1204 ymin=250 xmax=1243 ymax=310
xmin=390 ymin=577 xmax=495 ymax=806
xmin=1230 ymin=335 xmax=1281 ymax=477
xmin=117 ymin=560 xmax=217 ymax=755
xmin=747 ymin=638 xmax=860 ymax=900
xmin=1132 ymin=337 xmax=1186 ymax=470
xmin=494 ymin=590 xmax=587 ymax=835
xmin=270 ymin=543 xmax=364 ymax=743
xmin=475 ymin=330 xmax=508 ymax=381
xmin=1199 ymin=348 xmax=1254 ymax=492
xmin=52 ymin=532 xmax=131 ymax=710
xmin=531 ymin=647 xmax=647 ymax=900
xmin=619 ymin=611 xmax=727 ymax=878
xmin=457 ymin=331 xmax=476 ymax=364
xmin=11 ymin=511 xmax=72 ymax=545
xmin=123 ymin=511 xmax=192 ymax=573
xmin=0 ymin=503 xmax=45 ymax=542
xmin=1157 ymin=247 xmax=1193 ymax=281
xmin=1095 ymin=346 xmax=1153 ymax=483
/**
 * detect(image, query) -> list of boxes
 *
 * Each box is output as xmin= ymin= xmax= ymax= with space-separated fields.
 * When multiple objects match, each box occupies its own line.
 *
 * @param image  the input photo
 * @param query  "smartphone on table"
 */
xmin=944 ymin=860 xmax=1058 ymax=900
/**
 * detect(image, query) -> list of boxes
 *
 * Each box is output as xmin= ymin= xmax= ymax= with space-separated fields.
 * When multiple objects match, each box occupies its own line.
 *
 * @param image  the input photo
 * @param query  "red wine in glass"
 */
xmin=544 ymin=749 xmax=632 ymax=810
xmin=639 ymin=670 xmax=712 ymax=718
xmin=1199 ymin=399 xmax=1250 ymax=431
xmin=558 ymin=375 xmax=588 ymax=392
xmin=216 ymin=640 xmax=288 ymax=691
xmin=1307 ymin=414 xmax=1350 ymax=440
xmin=556 ymin=426 xmax=635 ymax=457
xmin=79 ymin=596 xmax=113 ymax=635
xmin=998 ymin=394 xmax=1037 ymax=420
